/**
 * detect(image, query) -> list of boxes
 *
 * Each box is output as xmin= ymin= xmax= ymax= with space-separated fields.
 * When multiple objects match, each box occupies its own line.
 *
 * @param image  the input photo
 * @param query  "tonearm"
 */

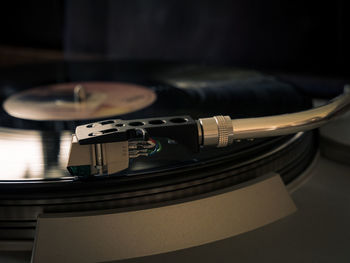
xmin=67 ymin=89 xmax=350 ymax=177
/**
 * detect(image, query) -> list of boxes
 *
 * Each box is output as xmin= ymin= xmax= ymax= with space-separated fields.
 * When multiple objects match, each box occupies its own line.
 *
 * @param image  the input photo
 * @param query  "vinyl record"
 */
xmin=0 ymin=61 xmax=318 ymax=242
xmin=0 ymin=62 xmax=310 ymax=181
xmin=0 ymin=61 xmax=312 ymax=182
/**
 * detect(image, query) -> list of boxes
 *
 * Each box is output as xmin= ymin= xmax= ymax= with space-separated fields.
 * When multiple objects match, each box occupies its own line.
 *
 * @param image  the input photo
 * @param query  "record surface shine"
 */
xmin=0 ymin=61 xmax=312 ymax=182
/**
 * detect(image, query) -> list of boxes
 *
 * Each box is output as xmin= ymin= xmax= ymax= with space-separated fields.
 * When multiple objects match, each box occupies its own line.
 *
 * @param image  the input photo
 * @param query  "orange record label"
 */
xmin=3 ymin=82 xmax=157 ymax=121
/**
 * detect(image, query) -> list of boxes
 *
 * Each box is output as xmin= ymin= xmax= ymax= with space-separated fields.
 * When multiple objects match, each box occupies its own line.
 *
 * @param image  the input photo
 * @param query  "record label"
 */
xmin=3 ymin=82 xmax=157 ymax=121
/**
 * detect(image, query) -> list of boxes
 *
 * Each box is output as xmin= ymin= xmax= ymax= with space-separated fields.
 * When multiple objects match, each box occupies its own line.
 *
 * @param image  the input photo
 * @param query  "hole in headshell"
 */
xmin=115 ymin=123 xmax=125 ymax=127
xmin=86 ymin=123 xmax=100 ymax=128
xmin=100 ymin=120 xmax=115 ymax=125
xmin=88 ymin=131 xmax=103 ymax=136
xmin=169 ymin=117 xmax=188 ymax=123
xmin=149 ymin=119 xmax=166 ymax=125
xmin=101 ymin=128 xmax=118 ymax=134
xmin=129 ymin=121 xmax=144 ymax=126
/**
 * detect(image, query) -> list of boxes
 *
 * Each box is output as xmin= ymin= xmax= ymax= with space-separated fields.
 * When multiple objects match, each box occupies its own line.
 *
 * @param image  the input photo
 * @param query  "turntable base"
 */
xmin=137 ymin=156 xmax=350 ymax=263
xmin=1 ymin=155 xmax=350 ymax=262
xmin=32 ymin=174 xmax=295 ymax=263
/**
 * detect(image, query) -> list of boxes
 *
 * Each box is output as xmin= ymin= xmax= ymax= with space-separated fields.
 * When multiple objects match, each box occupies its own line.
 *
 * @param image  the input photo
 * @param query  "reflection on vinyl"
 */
xmin=0 ymin=129 xmax=71 ymax=180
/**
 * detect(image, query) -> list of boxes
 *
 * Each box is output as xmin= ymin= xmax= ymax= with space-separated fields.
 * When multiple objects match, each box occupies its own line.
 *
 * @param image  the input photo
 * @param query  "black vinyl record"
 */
xmin=0 ymin=61 xmax=318 ymax=241
xmin=0 ymin=61 xmax=312 ymax=182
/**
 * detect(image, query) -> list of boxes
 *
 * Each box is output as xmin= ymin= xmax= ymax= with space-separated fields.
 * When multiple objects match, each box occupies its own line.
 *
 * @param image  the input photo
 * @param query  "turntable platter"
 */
xmin=0 ymin=61 xmax=314 ymax=182
xmin=0 ymin=61 xmax=319 ymax=244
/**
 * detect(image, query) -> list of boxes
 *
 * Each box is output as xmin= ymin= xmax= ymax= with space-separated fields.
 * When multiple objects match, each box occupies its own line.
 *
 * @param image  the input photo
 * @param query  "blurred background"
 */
xmin=0 ymin=0 xmax=349 ymax=75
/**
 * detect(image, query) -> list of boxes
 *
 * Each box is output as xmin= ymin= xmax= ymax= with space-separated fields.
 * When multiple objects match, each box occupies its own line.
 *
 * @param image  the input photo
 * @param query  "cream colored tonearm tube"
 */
xmin=198 ymin=89 xmax=350 ymax=147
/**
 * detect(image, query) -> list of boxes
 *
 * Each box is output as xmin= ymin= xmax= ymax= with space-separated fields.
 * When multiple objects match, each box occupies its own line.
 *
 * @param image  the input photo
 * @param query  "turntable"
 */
xmin=0 ymin=61 xmax=349 ymax=263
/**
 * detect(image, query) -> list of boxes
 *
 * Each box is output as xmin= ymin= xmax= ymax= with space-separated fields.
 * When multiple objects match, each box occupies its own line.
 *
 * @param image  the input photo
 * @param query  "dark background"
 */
xmin=0 ymin=0 xmax=349 ymax=75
